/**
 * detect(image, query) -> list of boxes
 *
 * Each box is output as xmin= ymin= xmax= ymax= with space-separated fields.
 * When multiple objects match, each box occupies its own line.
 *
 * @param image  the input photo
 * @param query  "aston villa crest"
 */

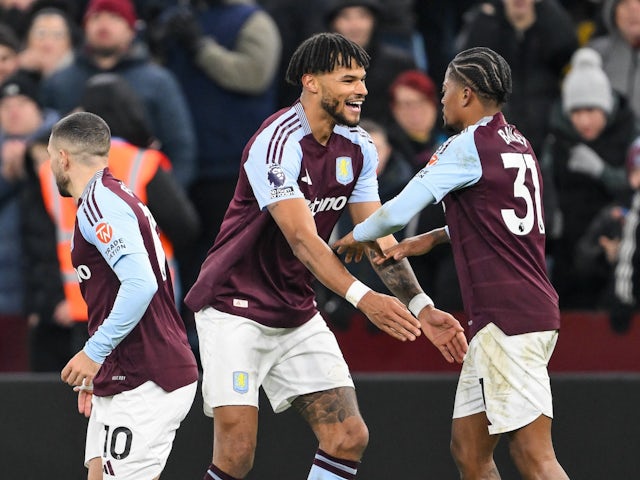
xmin=335 ymin=156 xmax=353 ymax=185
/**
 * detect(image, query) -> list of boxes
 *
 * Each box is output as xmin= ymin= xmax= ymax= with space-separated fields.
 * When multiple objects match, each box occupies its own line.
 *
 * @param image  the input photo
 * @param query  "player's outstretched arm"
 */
xmin=268 ymin=198 xmax=421 ymax=341
xmin=372 ymin=227 xmax=450 ymax=266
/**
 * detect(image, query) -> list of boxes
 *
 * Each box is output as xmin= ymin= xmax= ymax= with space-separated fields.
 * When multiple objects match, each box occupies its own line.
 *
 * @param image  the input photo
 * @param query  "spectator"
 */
xmin=0 ymin=0 xmax=37 ymax=39
xmin=541 ymin=47 xmax=637 ymax=308
xmin=156 ymin=0 xmax=281 ymax=309
xmin=258 ymin=0 xmax=326 ymax=107
xmin=589 ymin=0 xmax=640 ymax=121
xmin=19 ymin=7 xmax=77 ymax=79
xmin=324 ymin=0 xmax=416 ymax=125
xmin=387 ymin=69 xmax=446 ymax=171
xmin=456 ymin=0 xmax=578 ymax=154
xmin=40 ymin=0 xmax=197 ymax=188
xmin=575 ymin=203 xmax=627 ymax=309
xmin=386 ymin=69 xmax=462 ymax=311
xmin=414 ymin=0 xmax=475 ymax=85
xmin=33 ymin=72 xmax=200 ymax=363
xmin=611 ymin=135 xmax=640 ymax=332
xmin=0 ymin=71 xmax=61 ymax=371
xmin=0 ymin=24 xmax=20 ymax=84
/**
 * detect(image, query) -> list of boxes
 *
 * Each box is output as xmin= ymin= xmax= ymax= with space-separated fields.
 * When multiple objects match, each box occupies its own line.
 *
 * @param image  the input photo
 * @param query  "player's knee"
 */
xmin=324 ymin=418 xmax=369 ymax=459
xmin=450 ymin=435 xmax=467 ymax=467
xmin=508 ymin=439 xmax=557 ymax=476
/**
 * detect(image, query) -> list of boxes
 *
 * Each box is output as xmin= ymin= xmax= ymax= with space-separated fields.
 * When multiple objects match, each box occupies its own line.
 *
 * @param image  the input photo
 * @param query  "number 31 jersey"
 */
xmin=415 ymin=112 xmax=560 ymax=339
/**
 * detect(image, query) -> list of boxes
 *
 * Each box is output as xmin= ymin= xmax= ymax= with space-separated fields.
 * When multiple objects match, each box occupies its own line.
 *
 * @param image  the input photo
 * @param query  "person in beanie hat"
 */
xmin=0 ymin=70 xmax=42 ymax=110
xmin=540 ymin=46 xmax=639 ymax=308
xmin=84 ymin=0 xmax=137 ymax=31
xmin=0 ymin=69 xmax=61 ymax=374
xmin=562 ymin=47 xmax=614 ymax=117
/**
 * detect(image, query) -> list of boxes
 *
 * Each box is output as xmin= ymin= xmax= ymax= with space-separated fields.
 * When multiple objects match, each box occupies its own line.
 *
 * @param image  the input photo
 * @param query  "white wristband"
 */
xmin=345 ymin=280 xmax=372 ymax=308
xmin=408 ymin=293 xmax=434 ymax=317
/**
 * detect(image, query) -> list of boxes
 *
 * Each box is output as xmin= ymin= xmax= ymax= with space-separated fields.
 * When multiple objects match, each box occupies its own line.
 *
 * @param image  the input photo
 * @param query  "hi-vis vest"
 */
xmin=39 ymin=139 xmax=177 ymax=322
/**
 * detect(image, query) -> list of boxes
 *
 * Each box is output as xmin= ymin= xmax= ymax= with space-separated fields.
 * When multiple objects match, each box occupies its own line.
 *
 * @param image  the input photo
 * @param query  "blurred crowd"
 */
xmin=0 ymin=0 xmax=638 ymax=373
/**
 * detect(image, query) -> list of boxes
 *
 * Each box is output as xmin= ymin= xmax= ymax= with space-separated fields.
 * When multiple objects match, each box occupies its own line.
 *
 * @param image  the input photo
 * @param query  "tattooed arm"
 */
xmin=342 ymin=202 xmax=467 ymax=363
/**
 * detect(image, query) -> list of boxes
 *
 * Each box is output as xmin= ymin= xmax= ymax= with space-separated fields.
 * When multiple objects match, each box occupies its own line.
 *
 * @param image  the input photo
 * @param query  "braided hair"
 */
xmin=447 ymin=47 xmax=512 ymax=106
xmin=285 ymin=32 xmax=370 ymax=86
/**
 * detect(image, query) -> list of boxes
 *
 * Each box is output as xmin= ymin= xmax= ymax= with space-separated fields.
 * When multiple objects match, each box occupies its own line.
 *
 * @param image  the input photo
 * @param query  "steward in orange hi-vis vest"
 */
xmin=39 ymin=138 xmax=178 ymax=323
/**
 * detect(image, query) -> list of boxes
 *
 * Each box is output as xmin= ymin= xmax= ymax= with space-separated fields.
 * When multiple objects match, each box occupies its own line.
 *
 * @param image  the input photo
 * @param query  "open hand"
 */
xmin=418 ymin=306 xmax=467 ymax=363
xmin=358 ymin=290 xmax=422 ymax=341
xmin=332 ymin=231 xmax=385 ymax=263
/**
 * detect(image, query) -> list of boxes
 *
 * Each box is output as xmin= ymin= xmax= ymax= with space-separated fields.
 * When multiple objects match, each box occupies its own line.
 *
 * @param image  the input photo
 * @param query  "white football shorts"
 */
xmin=85 ymin=380 xmax=197 ymax=479
xmin=195 ymin=307 xmax=354 ymax=415
xmin=452 ymin=322 xmax=558 ymax=435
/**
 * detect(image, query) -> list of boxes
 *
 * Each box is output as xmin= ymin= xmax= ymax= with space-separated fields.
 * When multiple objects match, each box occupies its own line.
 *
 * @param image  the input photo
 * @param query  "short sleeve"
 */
xmin=244 ymin=135 xmax=305 ymax=210
xmin=412 ymin=130 xmax=482 ymax=202
xmin=78 ymin=188 xmax=147 ymax=269
xmin=349 ymin=134 xmax=380 ymax=204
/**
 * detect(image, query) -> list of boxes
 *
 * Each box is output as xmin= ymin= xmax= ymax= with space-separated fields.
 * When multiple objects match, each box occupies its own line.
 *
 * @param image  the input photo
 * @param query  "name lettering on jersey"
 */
xmin=95 ymin=222 xmax=113 ymax=244
xmin=336 ymin=157 xmax=354 ymax=185
xmin=498 ymin=125 xmax=527 ymax=147
xmin=105 ymin=238 xmax=127 ymax=261
xmin=307 ymin=196 xmax=348 ymax=216
xmin=111 ymin=375 xmax=125 ymax=381
xmin=75 ymin=265 xmax=91 ymax=283
xmin=233 ymin=371 xmax=249 ymax=394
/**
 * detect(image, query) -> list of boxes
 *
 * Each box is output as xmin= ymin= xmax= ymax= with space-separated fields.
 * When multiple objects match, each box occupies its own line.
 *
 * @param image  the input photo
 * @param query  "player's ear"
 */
xmin=59 ymin=149 xmax=71 ymax=170
xmin=461 ymin=86 xmax=476 ymax=108
xmin=302 ymin=73 xmax=318 ymax=94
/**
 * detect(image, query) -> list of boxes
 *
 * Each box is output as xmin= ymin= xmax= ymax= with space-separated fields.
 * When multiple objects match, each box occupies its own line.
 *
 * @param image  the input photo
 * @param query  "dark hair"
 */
xmin=80 ymin=73 xmax=154 ymax=148
xmin=51 ymin=111 xmax=111 ymax=157
xmin=285 ymin=32 xmax=370 ymax=86
xmin=447 ymin=47 xmax=512 ymax=106
xmin=0 ymin=23 xmax=20 ymax=52
xmin=28 ymin=7 xmax=82 ymax=48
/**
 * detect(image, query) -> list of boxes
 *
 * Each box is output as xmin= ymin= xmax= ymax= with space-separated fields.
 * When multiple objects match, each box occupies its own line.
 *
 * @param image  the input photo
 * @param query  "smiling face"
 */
xmin=314 ymin=63 xmax=368 ymax=128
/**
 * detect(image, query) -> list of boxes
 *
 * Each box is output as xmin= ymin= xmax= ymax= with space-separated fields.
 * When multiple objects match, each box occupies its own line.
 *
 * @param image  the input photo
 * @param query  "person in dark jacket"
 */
xmin=40 ymin=0 xmax=197 ymax=189
xmin=154 ymin=0 xmax=282 ymax=316
xmin=456 ymin=0 xmax=578 ymax=154
xmin=324 ymin=0 xmax=417 ymax=126
xmin=541 ymin=47 xmax=638 ymax=308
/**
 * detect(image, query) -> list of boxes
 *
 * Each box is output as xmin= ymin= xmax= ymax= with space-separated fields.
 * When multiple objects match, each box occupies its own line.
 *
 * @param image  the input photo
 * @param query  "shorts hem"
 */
xmin=487 ymin=412 xmax=553 ymax=435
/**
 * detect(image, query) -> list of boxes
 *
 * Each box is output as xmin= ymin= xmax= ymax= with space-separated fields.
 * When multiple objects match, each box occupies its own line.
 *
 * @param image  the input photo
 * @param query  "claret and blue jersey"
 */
xmin=72 ymin=168 xmax=197 ymax=397
xmin=185 ymin=102 xmax=380 ymax=328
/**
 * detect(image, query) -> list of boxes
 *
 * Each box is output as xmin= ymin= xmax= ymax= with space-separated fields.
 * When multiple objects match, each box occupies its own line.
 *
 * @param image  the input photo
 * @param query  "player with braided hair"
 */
xmin=186 ymin=32 xmax=467 ymax=480
xmin=334 ymin=47 xmax=569 ymax=479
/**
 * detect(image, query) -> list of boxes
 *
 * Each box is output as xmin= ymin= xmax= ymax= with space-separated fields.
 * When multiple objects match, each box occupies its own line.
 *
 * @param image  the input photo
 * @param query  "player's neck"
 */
xmin=300 ymin=99 xmax=334 ymax=146
xmin=71 ymin=166 xmax=105 ymax=202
